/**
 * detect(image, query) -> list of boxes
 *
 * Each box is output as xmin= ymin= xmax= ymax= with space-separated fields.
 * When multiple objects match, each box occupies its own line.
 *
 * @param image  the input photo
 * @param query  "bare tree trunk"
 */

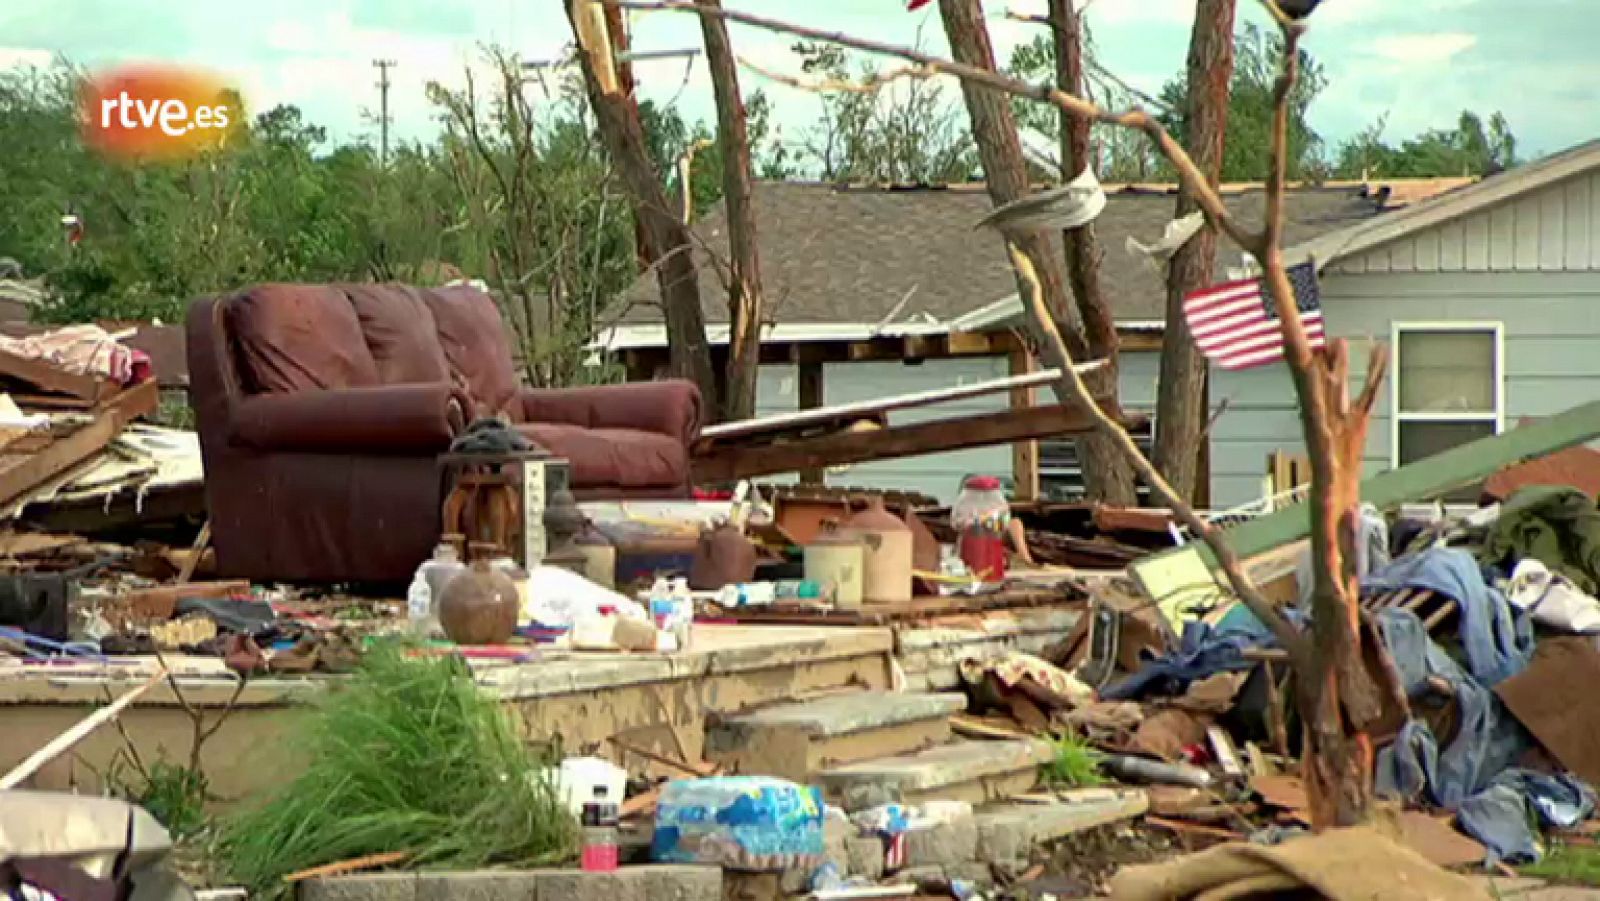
xmin=696 ymin=0 xmax=765 ymax=422
xmin=937 ymin=0 xmax=1136 ymax=505
xmin=1047 ymin=0 xmax=1137 ymax=505
xmin=567 ymin=2 xmax=720 ymax=413
xmin=611 ymin=0 xmax=1385 ymax=826
xmin=1152 ymin=0 xmax=1236 ymax=503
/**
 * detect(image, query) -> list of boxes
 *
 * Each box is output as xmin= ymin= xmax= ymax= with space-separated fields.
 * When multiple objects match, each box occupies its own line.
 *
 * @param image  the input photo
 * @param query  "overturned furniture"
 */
xmin=187 ymin=283 xmax=702 ymax=583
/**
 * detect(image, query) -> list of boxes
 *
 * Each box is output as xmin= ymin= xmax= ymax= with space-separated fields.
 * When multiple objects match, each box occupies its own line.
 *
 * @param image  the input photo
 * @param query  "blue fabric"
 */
xmin=1362 ymin=547 xmax=1534 ymax=686
xmin=1102 ymin=612 xmax=1282 ymax=701
xmin=1372 ymin=609 xmax=1529 ymax=808
xmin=1373 ymin=607 xmax=1596 ymax=865
xmin=1458 ymin=771 xmax=1596 ymax=864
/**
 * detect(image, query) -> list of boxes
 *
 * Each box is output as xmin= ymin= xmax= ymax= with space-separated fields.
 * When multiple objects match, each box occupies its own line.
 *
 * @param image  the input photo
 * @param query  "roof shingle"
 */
xmin=624 ymin=181 xmax=1396 ymax=326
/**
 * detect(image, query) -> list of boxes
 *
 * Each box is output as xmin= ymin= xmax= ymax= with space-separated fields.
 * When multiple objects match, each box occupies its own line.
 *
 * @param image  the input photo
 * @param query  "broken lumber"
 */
xmin=0 ymin=379 xmax=157 ymax=510
xmin=693 ymin=401 xmax=1134 ymax=482
xmin=1170 ymin=397 xmax=1600 ymax=564
xmin=121 ymin=580 xmax=251 ymax=621
xmin=283 ymin=852 xmax=410 ymax=884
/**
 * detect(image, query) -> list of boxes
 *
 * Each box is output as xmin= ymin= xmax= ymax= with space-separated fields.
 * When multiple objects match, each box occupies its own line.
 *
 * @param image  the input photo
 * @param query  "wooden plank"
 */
xmin=1568 ymin=175 xmax=1594 ymax=270
xmin=1464 ymin=210 xmax=1492 ymax=271
xmin=1176 ymin=397 xmax=1600 ymax=565
xmin=0 ymin=669 xmax=167 ymax=790
xmin=0 ymin=347 xmax=114 ymax=401
xmin=1513 ymin=195 xmax=1542 ymax=270
xmin=693 ymin=401 xmax=1117 ymax=482
xmin=0 ymin=380 xmax=157 ymax=508
xmin=1009 ymin=348 xmax=1040 ymax=502
xmin=1438 ymin=220 xmax=1466 ymax=270
xmin=699 ymin=360 xmax=1107 ymax=441
xmin=1541 ymin=186 xmax=1567 ymax=271
xmin=797 ymin=359 xmax=825 ymax=485
xmin=1412 ymin=230 xmax=1439 ymax=272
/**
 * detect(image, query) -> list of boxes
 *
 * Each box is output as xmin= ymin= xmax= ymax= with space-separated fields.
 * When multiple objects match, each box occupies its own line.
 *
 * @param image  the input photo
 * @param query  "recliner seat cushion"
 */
xmin=419 ymin=285 xmax=520 ymax=417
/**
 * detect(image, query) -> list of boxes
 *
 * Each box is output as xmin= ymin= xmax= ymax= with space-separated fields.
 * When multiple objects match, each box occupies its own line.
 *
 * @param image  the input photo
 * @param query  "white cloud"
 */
xmin=1370 ymin=32 xmax=1477 ymax=65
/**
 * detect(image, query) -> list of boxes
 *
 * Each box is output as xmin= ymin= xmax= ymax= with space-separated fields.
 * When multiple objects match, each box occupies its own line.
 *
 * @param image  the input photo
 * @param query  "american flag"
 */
xmin=1183 ymin=262 xmax=1326 ymax=371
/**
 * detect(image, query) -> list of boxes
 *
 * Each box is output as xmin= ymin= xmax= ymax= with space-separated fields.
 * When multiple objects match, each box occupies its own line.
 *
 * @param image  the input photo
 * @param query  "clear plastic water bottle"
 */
xmin=406 ymin=572 xmax=432 ymax=634
xmin=670 ymin=577 xmax=694 ymax=651
xmin=648 ymin=577 xmax=677 ymax=652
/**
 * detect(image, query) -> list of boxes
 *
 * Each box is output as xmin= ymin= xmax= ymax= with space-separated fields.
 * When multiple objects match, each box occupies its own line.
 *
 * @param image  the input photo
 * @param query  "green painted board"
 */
xmin=1173 ymin=398 xmax=1600 ymax=568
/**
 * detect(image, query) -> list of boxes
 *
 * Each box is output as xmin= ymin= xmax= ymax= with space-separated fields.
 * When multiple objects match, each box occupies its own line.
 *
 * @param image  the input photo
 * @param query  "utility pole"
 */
xmin=373 ymin=58 xmax=396 ymax=165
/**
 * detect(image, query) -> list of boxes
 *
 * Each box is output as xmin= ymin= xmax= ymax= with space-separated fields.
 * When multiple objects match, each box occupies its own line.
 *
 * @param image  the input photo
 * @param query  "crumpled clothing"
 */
xmin=1506 ymin=557 xmax=1600 ymax=633
xmin=1481 ymin=485 xmax=1600 ymax=595
xmin=1296 ymin=502 xmax=1390 ymax=608
xmin=0 ymin=324 xmax=151 ymax=386
xmin=1373 ymin=607 xmax=1595 ymax=866
xmin=1457 ymin=770 xmax=1595 ymax=864
xmin=1362 ymin=547 xmax=1532 ymax=686
xmin=958 ymin=651 xmax=1094 ymax=706
xmin=1373 ymin=609 xmax=1529 ymax=809
xmin=1102 ymin=611 xmax=1286 ymax=701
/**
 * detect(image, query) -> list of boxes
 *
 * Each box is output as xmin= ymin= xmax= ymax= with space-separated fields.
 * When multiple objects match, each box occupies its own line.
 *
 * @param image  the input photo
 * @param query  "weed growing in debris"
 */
xmin=216 ymin=641 xmax=577 ymax=898
xmin=1042 ymin=731 xmax=1106 ymax=789
xmin=1525 ymin=843 xmax=1600 ymax=886
xmin=128 ymin=760 xmax=210 ymax=840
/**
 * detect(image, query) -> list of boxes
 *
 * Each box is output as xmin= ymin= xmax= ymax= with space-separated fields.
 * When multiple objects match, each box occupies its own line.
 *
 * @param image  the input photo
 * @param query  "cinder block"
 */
xmin=640 ymin=866 xmax=721 ymax=901
xmin=535 ymin=869 xmax=645 ymax=901
xmin=299 ymin=873 xmax=418 ymax=901
xmin=943 ymin=862 xmax=993 ymax=886
xmin=903 ymin=818 xmax=978 ymax=867
xmin=844 ymin=836 xmax=885 ymax=880
xmin=975 ymin=812 xmax=1030 ymax=861
xmin=415 ymin=871 xmax=539 ymax=901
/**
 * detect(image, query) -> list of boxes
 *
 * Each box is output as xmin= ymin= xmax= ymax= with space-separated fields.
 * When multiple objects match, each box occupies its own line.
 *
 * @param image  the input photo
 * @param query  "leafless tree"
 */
xmin=602 ymin=0 xmax=1389 ymax=828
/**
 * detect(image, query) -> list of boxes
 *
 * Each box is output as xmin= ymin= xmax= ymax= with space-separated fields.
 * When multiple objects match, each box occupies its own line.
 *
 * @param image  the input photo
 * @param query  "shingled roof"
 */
xmin=622 ymin=180 xmax=1413 ymax=327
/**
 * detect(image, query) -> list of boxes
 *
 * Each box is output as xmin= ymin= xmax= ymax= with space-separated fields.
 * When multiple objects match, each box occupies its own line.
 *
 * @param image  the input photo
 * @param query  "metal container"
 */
xmin=805 ymin=528 xmax=865 ymax=610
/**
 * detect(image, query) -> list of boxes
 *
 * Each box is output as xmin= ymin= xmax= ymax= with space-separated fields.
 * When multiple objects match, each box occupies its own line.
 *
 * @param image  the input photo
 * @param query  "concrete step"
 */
xmin=818 ymin=738 xmax=1054 ymax=810
xmin=706 ymin=691 xmax=965 ymax=784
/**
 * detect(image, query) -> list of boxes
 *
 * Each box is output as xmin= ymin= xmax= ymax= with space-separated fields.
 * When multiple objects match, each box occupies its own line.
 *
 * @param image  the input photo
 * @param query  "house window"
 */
xmin=1391 ymin=323 xmax=1504 ymax=477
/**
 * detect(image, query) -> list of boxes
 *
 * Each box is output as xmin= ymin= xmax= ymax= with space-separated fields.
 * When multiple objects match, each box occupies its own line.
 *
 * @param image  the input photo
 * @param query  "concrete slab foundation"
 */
xmin=300 ymin=866 xmax=719 ymax=901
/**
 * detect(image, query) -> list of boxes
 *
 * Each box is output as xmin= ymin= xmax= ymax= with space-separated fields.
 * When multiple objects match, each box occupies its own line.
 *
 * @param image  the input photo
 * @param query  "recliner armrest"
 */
xmin=230 ymin=382 xmax=466 ymax=454
xmin=518 ymin=380 xmax=702 ymax=445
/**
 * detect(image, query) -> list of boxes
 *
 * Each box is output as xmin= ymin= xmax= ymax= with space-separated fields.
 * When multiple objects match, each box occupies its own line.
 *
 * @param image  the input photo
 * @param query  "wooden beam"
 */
xmin=797 ymin=359 xmax=824 ymax=485
xmin=946 ymin=330 xmax=1000 ymax=355
xmin=702 ymin=360 xmax=1107 ymax=441
xmin=1179 ymin=398 xmax=1600 ymax=565
xmin=693 ymin=401 xmax=1126 ymax=482
xmin=1009 ymin=347 xmax=1040 ymax=501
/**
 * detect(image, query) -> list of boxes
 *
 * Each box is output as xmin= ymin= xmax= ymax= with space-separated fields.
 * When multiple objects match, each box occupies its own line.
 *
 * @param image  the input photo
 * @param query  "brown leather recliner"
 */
xmin=187 ymin=283 xmax=701 ymax=584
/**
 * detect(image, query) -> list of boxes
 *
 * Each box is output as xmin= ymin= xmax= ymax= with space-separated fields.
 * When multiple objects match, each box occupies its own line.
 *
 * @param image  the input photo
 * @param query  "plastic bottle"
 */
xmin=406 ymin=572 xmax=433 ymax=634
xmin=670 ymin=577 xmax=694 ymax=651
xmin=648 ymin=578 xmax=678 ymax=652
xmin=580 ymin=785 xmax=620 ymax=872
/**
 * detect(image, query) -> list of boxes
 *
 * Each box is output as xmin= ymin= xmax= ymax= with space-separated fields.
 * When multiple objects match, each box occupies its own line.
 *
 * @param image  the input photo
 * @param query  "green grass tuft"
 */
xmin=216 ymin=641 xmax=577 ymax=898
xmin=1524 ymin=842 xmax=1600 ymax=886
xmin=1041 ymin=731 xmax=1106 ymax=788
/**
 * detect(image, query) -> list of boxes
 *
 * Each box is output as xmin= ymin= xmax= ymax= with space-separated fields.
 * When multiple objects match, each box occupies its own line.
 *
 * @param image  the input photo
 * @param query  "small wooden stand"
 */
xmin=439 ymin=451 xmax=581 ymax=570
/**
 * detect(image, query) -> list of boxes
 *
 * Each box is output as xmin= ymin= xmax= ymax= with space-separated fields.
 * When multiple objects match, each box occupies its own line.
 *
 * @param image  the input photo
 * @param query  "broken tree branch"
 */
xmin=1005 ymin=243 xmax=1309 ymax=669
xmin=605 ymin=0 xmax=1261 ymax=252
xmin=0 ymin=669 xmax=167 ymax=790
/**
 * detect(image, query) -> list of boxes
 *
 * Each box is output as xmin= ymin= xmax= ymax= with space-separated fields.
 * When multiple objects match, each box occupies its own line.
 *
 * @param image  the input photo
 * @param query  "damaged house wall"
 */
xmin=1210 ymin=154 xmax=1600 ymax=509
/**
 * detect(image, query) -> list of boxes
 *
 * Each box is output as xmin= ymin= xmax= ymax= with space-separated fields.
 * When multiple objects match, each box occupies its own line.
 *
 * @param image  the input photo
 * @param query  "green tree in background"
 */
xmin=1157 ymin=23 xmax=1327 ymax=181
xmin=1334 ymin=110 xmax=1517 ymax=178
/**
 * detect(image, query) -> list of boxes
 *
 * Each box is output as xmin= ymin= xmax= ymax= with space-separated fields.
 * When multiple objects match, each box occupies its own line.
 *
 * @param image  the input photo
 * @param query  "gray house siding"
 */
xmin=1209 ymin=169 xmax=1600 ymax=509
xmin=751 ymin=349 xmax=1161 ymax=504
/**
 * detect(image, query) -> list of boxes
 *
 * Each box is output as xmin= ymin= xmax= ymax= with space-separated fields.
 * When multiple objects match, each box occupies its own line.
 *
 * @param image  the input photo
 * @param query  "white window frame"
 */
xmin=1388 ymin=321 xmax=1506 ymax=469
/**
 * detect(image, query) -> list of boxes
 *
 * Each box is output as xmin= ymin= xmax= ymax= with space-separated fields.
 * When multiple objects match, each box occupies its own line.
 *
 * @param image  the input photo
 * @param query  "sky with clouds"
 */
xmin=2 ymin=0 xmax=1592 ymax=164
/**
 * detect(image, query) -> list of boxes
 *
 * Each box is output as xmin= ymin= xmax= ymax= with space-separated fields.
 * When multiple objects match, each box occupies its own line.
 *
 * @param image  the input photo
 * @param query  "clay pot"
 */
xmin=689 ymin=521 xmax=758 ymax=591
xmin=845 ymin=497 xmax=913 ymax=603
xmin=438 ymin=559 xmax=520 ymax=645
